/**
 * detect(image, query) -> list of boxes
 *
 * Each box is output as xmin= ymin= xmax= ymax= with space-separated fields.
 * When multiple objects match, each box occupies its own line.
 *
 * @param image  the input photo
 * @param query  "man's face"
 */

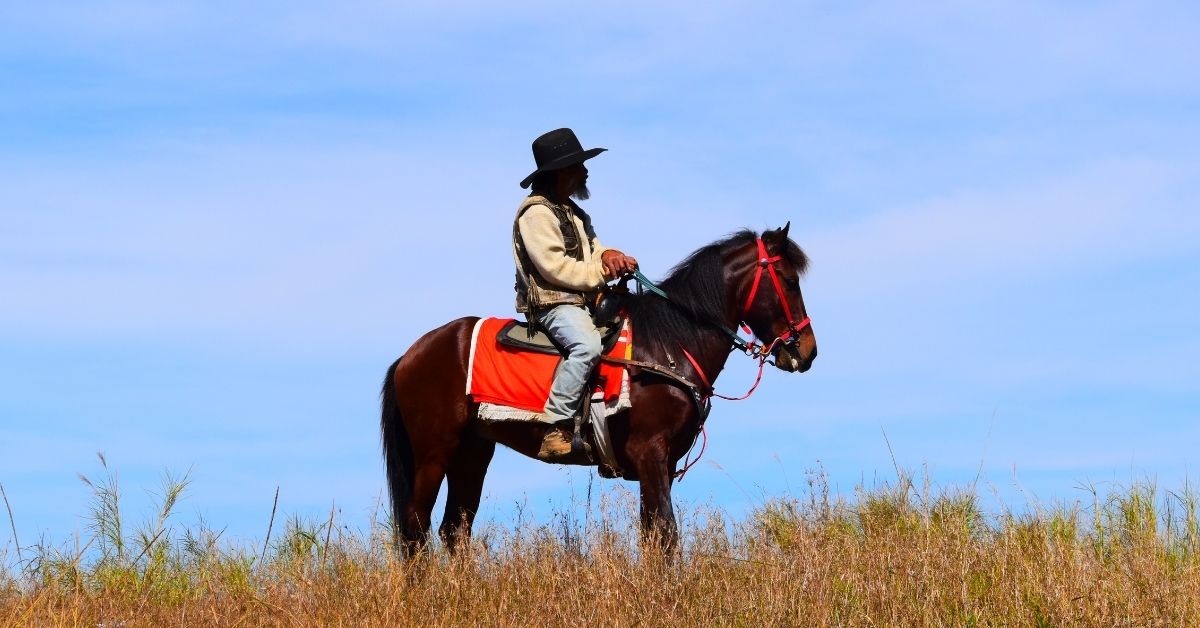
xmin=560 ymin=163 xmax=590 ymax=200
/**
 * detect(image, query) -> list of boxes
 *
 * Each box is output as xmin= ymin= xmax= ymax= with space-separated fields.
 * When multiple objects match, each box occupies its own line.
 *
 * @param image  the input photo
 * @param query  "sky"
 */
xmin=2 ymin=1 xmax=1198 ymax=556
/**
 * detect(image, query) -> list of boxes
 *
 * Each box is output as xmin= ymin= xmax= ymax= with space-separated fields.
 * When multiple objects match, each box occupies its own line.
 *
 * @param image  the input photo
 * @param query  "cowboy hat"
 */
xmin=519 ymin=128 xmax=606 ymax=188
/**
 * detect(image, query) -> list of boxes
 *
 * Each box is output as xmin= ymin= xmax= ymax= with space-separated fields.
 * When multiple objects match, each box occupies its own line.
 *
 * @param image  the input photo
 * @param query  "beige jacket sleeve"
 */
xmin=517 ymin=204 xmax=609 ymax=291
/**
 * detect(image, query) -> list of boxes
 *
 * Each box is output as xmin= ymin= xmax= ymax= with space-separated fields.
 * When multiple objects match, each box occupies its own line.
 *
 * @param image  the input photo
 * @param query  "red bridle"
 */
xmin=739 ymin=237 xmax=812 ymax=351
xmin=680 ymin=237 xmax=812 ymax=398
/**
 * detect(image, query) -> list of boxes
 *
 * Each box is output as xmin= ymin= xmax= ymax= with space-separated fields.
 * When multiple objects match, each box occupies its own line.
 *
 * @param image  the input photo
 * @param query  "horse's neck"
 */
xmin=673 ymin=266 xmax=743 ymax=385
xmin=696 ymin=263 xmax=748 ymax=384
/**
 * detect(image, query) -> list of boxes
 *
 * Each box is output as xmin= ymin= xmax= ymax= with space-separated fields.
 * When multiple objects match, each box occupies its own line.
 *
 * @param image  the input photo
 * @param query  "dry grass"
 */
xmin=2 ymin=459 xmax=1199 ymax=627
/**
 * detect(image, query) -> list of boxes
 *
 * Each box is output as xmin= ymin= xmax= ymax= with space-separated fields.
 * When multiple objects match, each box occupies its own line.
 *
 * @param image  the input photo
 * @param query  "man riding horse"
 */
xmin=381 ymin=134 xmax=816 ymax=552
xmin=512 ymin=128 xmax=639 ymax=461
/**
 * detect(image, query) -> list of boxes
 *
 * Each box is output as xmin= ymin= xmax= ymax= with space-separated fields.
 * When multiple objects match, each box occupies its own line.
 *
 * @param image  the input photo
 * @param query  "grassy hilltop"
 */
xmin=2 ymin=461 xmax=1199 ymax=626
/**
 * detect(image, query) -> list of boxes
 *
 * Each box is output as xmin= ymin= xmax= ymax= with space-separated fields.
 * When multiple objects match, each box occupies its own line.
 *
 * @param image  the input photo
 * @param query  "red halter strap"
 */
xmin=740 ymin=238 xmax=811 ymax=346
xmin=739 ymin=239 xmax=779 ymax=323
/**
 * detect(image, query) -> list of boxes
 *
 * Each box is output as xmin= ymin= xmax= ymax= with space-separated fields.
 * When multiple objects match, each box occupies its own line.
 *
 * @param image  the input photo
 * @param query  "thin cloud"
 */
xmin=809 ymin=158 xmax=1197 ymax=300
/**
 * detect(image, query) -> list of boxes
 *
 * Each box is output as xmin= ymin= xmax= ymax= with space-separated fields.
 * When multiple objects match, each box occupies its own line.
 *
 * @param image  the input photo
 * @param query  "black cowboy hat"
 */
xmin=519 ymin=128 xmax=607 ymax=189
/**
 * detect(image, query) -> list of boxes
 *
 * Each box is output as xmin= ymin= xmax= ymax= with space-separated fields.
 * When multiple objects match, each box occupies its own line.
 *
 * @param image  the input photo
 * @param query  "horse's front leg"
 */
xmin=631 ymin=436 xmax=678 ymax=551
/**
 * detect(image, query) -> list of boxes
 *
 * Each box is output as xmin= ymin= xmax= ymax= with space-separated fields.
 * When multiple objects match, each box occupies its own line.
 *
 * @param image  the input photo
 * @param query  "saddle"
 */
xmin=495 ymin=318 xmax=625 ymax=356
xmin=496 ymin=287 xmax=628 ymax=355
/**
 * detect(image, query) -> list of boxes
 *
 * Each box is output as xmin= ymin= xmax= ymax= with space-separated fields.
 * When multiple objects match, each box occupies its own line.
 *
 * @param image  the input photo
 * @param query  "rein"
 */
xmin=629 ymin=237 xmax=812 ymax=480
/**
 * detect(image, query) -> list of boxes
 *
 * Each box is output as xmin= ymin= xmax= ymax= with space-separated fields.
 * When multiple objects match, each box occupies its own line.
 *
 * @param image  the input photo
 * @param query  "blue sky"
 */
xmin=2 ymin=2 xmax=1198 ymax=552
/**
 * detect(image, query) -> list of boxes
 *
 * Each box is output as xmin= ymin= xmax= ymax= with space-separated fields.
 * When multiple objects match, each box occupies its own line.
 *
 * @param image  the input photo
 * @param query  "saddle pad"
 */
xmin=467 ymin=317 xmax=631 ymax=413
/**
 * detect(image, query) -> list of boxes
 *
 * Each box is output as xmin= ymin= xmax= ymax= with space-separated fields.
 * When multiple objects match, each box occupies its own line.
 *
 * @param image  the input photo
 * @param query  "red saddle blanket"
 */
xmin=467 ymin=317 xmax=631 ymax=413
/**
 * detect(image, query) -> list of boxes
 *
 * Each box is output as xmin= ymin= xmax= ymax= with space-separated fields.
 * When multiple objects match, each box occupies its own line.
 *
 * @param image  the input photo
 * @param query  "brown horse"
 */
xmin=380 ymin=224 xmax=817 ymax=553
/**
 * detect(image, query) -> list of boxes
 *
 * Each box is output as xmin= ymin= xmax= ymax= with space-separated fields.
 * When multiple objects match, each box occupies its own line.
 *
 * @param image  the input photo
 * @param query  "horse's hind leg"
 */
xmin=389 ymin=317 xmax=479 ymax=556
xmin=440 ymin=428 xmax=496 ymax=553
xmin=401 ymin=457 xmax=450 ymax=556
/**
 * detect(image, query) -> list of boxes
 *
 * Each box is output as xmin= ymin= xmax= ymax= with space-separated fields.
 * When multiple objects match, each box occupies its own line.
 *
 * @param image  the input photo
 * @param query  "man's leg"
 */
xmin=534 ymin=304 xmax=602 ymax=458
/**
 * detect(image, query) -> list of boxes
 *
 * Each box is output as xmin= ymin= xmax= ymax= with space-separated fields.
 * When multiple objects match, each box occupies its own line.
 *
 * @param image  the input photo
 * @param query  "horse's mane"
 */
xmin=626 ymin=229 xmax=809 ymax=352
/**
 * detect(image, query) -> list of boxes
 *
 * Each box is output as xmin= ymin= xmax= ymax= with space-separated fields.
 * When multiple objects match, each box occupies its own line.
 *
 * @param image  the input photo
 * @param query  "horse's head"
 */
xmin=734 ymin=223 xmax=818 ymax=373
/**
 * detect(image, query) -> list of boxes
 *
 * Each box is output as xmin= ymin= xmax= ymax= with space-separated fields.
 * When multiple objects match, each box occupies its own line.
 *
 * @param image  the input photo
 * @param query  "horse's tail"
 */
xmin=380 ymin=356 xmax=412 ymax=543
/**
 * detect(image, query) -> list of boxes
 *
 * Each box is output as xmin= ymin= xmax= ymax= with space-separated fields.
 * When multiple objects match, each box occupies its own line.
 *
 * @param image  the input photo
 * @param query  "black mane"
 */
xmin=626 ymin=229 xmax=808 ymax=353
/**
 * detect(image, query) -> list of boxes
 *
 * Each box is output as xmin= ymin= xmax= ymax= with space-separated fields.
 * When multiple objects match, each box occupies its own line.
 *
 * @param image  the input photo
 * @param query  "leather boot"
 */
xmin=537 ymin=426 xmax=574 ymax=461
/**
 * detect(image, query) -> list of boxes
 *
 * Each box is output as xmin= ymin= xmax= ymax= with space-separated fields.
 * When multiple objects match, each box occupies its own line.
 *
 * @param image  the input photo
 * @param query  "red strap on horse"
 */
xmin=740 ymin=238 xmax=782 ymax=322
xmin=680 ymin=345 xmax=770 ymax=402
xmin=679 ymin=347 xmax=712 ymax=395
xmin=739 ymin=237 xmax=812 ymax=348
xmin=673 ymin=426 xmax=707 ymax=480
xmin=760 ymin=240 xmax=796 ymax=325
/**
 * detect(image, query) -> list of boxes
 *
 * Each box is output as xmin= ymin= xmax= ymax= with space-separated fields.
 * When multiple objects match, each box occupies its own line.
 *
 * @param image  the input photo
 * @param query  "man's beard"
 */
xmin=571 ymin=183 xmax=591 ymax=201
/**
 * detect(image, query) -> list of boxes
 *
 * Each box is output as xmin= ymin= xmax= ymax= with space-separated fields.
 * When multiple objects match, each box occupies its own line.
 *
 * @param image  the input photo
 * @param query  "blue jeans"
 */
xmin=535 ymin=304 xmax=602 ymax=424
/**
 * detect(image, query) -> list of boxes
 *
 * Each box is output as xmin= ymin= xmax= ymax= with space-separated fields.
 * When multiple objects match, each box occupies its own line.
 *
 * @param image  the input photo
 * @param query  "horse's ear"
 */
xmin=764 ymin=221 xmax=791 ymax=245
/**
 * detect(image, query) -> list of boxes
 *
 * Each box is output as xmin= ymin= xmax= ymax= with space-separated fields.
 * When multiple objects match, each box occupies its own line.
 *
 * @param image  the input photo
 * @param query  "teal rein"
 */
xmin=627 ymin=269 xmax=754 ymax=355
xmin=629 ymin=268 xmax=669 ymax=299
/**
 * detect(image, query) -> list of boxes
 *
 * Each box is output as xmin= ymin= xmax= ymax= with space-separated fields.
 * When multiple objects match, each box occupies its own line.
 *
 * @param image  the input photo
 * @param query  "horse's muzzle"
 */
xmin=773 ymin=343 xmax=816 ymax=373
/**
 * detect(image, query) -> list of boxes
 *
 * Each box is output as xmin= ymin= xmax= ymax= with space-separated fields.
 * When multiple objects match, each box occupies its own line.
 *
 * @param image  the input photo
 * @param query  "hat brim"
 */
xmin=519 ymin=147 xmax=606 ymax=188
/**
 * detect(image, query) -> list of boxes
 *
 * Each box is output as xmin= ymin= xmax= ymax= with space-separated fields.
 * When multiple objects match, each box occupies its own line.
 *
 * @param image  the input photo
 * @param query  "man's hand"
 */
xmin=601 ymin=249 xmax=639 ymax=279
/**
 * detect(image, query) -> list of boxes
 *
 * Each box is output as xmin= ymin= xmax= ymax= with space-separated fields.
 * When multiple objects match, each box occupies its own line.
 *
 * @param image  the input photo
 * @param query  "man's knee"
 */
xmin=567 ymin=331 xmax=603 ymax=362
